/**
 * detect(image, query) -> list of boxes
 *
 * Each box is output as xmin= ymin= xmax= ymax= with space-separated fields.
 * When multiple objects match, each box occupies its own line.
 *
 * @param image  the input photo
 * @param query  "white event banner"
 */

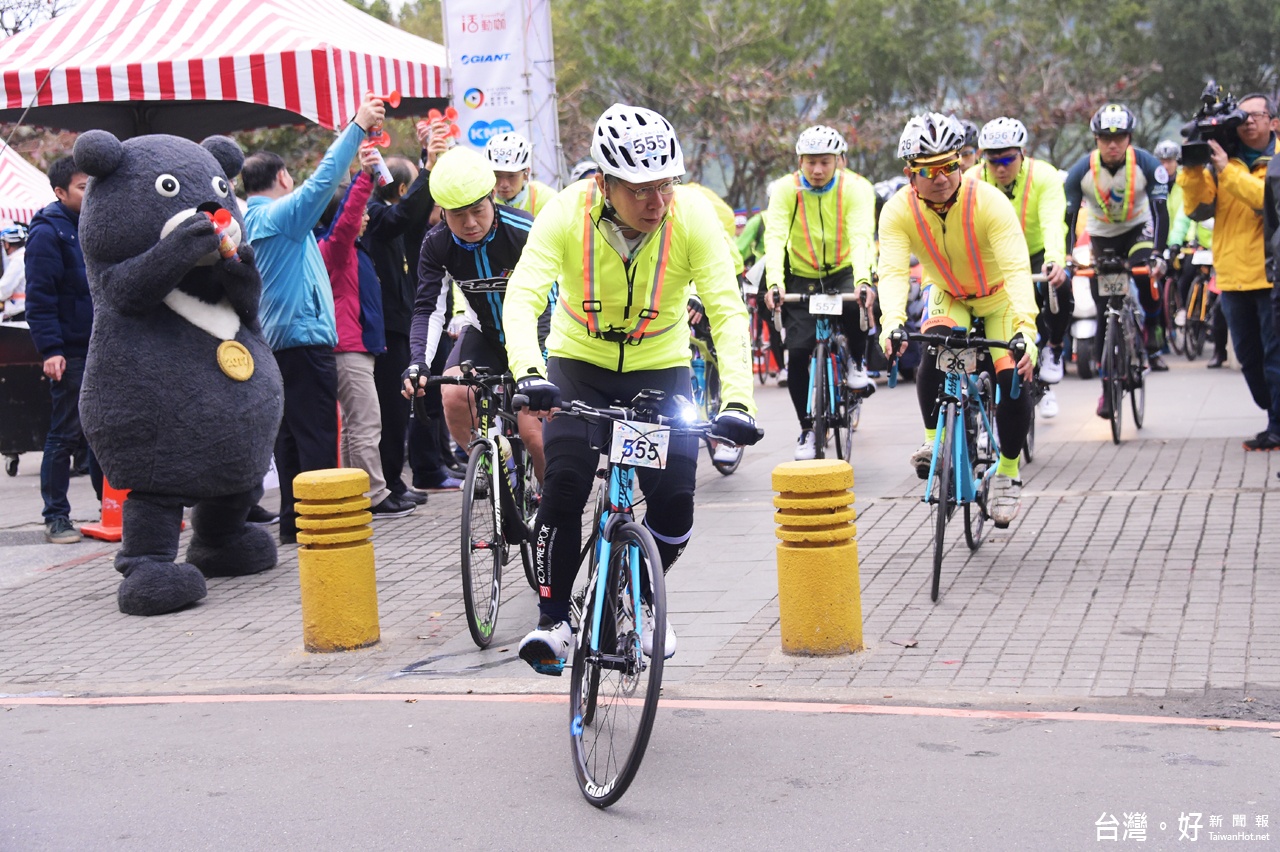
xmin=441 ymin=0 xmax=564 ymax=187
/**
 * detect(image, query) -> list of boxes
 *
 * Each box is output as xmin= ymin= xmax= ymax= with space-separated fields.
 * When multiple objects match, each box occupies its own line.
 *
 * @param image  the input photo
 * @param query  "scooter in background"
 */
xmin=1068 ymin=243 xmax=1099 ymax=380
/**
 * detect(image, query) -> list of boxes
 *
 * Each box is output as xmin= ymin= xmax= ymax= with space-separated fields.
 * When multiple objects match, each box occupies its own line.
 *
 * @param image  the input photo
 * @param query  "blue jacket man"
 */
xmin=241 ymin=93 xmax=387 ymax=541
xmin=24 ymin=156 xmax=100 ymax=542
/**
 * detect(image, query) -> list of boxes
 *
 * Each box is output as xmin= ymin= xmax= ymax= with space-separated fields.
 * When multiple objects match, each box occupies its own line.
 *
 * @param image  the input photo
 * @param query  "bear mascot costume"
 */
xmin=74 ymin=131 xmax=284 ymax=616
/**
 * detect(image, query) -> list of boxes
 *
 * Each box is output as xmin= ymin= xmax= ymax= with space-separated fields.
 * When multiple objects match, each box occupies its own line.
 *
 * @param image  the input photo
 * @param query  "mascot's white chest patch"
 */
xmin=162 ymin=289 xmax=241 ymax=341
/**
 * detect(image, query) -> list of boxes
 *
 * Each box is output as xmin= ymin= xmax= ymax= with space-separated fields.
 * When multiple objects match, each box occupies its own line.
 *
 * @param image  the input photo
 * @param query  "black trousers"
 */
xmin=273 ymin=346 xmax=338 ymax=538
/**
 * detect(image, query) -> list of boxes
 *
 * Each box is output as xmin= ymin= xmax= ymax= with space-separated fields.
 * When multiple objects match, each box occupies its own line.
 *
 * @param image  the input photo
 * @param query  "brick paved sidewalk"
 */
xmin=1 ymin=362 xmax=1276 ymax=720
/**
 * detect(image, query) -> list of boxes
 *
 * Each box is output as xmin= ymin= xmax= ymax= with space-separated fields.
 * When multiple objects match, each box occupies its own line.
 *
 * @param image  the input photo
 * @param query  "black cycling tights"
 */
xmin=916 ymin=358 xmax=1032 ymax=461
xmin=531 ymin=357 xmax=698 ymax=624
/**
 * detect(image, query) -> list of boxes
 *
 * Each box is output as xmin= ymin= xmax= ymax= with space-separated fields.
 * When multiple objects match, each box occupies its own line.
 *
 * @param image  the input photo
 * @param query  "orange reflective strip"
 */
xmin=631 ymin=221 xmax=672 ymax=340
xmin=908 ymin=193 xmax=966 ymax=299
xmin=962 ymin=184 xmax=990 ymax=297
xmin=1090 ymin=148 xmax=1136 ymax=224
xmin=580 ymin=182 xmax=599 ymax=336
xmin=834 ymin=171 xmax=845 ymax=266
xmin=793 ymin=174 xmax=820 ymax=270
xmin=1018 ymin=158 xmax=1034 ymax=231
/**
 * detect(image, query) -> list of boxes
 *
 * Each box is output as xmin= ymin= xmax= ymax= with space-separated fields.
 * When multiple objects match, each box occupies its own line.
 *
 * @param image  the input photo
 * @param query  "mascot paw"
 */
xmin=187 ymin=522 xmax=277 ymax=578
xmin=117 ymin=560 xmax=208 ymax=616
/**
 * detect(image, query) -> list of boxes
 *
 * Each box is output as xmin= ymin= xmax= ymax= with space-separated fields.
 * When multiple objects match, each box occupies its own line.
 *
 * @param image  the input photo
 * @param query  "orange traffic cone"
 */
xmin=81 ymin=478 xmax=128 ymax=542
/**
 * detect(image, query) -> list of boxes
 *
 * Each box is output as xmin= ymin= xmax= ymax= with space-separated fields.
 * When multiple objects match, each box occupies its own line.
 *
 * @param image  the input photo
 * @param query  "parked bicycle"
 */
xmin=420 ymin=362 xmax=538 ymax=649
xmin=775 ymin=287 xmax=873 ymax=462
xmin=889 ymin=326 xmax=1026 ymax=602
xmin=1179 ymin=246 xmax=1219 ymax=362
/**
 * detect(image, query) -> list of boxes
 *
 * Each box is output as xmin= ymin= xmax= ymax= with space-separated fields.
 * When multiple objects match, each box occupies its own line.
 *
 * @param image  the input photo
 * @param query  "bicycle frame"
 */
xmin=805 ymin=316 xmax=845 ymax=424
xmin=923 ymin=370 xmax=996 ymax=508
xmin=582 ymin=462 xmax=645 ymax=672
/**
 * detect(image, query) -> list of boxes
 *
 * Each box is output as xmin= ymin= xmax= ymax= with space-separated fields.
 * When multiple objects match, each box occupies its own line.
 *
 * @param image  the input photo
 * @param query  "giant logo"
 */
xmin=468 ymin=119 xmax=514 ymax=146
xmin=462 ymin=88 xmax=485 ymax=109
xmin=460 ymin=53 xmax=511 ymax=65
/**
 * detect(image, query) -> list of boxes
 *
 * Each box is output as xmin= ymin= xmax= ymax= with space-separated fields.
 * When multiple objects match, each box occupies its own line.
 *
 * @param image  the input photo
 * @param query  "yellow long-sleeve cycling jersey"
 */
xmin=504 ymin=181 xmax=756 ymax=414
xmin=764 ymin=168 xmax=875 ymax=290
xmin=965 ymin=156 xmax=1067 ymax=266
xmin=877 ymin=179 xmax=1037 ymax=344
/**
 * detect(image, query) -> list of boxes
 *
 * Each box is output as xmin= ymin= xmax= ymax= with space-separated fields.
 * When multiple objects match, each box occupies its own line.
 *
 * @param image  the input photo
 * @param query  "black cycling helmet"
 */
xmin=960 ymin=120 xmax=980 ymax=150
xmin=1090 ymin=104 xmax=1137 ymax=136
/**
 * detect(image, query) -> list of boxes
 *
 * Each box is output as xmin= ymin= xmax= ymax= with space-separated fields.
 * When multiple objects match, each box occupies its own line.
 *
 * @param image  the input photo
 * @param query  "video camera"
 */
xmin=1179 ymin=81 xmax=1246 ymax=168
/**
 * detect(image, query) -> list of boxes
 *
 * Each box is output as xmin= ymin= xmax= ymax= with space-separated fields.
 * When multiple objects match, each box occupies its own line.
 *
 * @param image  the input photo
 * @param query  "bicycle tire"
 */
xmin=1131 ymin=343 xmax=1147 ymax=429
xmin=1162 ymin=280 xmax=1184 ymax=356
xmin=460 ymin=443 xmax=502 ymax=649
xmin=570 ymin=520 xmax=666 ymax=808
xmin=810 ymin=340 xmax=828 ymax=459
xmin=1023 ymin=400 xmax=1037 ymax=465
xmin=835 ymin=389 xmax=856 ymax=462
xmin=1102 ymin=313 xmax=1124 ymax=444
xmin=931 ymin=403 xmax=955 ymax=603
xmin=510 ymin=437 xmax=540 ymax=592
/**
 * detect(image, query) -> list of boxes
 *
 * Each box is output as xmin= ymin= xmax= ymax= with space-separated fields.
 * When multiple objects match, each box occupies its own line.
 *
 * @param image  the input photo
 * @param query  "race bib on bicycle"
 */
xmin=808 ymin=293 xmax=842 ymax=315
xmin=609 ymin=420 xmax=670 ymax=470
xmin=936 ymin=347 xmax=979 ymax=373
xmin=1097 ymin=271 xmax=1129 ymax=297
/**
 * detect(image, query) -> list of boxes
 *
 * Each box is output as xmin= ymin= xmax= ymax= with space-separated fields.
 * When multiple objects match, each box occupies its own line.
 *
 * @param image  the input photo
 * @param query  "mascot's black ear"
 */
xmin=202 ymin=136 xmax=245 ymax=180
xmin=74 ymin=129 xmax=124 ymax=178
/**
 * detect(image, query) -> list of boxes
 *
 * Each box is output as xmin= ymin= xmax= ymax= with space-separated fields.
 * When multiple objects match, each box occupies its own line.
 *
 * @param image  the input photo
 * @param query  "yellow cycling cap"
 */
xmin=431 ymin=147 xmax=497 ymax=211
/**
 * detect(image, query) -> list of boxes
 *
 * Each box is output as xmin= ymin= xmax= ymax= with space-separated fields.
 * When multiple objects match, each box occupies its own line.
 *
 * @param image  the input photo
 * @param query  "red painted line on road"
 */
xmin=39 ymin=549 xmax=116 ymax=573
xmin=3 ymin=692 xmax=1278 ymax=730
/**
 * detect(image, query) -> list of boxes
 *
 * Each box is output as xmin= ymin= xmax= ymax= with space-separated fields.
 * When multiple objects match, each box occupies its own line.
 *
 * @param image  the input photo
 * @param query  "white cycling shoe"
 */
xmin=989 ymin=473 xmax=1023 ymax=528
xmin=518 ymin=619 xmax=573 ymax=676
xmin=794 ymin=429 xmax=817 ymax=460
xmin=911 ymin=441 xmax=934 ymax=479
xmin=1038 ymin=348 xmax=1064 ymax=384
xmin=641 ymin=610 xmax=677 ymax=659
xmin=1038 ymin=388 xmax=1059 ymax=419
xmin=845 ymin=362 xmax=873 ymax=390
xmin=712 ymin=442 xmax=743 ymax=465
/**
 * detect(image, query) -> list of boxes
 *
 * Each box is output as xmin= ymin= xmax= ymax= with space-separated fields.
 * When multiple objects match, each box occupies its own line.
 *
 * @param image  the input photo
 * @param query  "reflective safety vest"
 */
xmin=907 ymin=179 xmax=997 ymax=299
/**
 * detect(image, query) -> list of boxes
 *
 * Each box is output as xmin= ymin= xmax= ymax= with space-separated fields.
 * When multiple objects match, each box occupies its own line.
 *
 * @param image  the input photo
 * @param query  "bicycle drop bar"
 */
xmin=771 ymin=290 xmax=865 ymax=331
xmin=1031 ymin=271 xmax=1057 ymax=315
xmin=887 ymin=329 xmax=1027 ymax=398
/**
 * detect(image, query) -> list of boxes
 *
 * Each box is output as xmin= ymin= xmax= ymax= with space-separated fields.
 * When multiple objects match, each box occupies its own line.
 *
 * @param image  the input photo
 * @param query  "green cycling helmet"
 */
xmin=431 ymin=147 xmax=497 ymax=210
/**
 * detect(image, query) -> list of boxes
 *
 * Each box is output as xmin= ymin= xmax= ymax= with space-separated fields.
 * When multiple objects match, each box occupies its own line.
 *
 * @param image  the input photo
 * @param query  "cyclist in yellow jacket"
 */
xmin=503 ymin=104 xmax=763 ymax=675
xmin=968 ymin=117 xmax=1069 ymax=418
xmin=485 ymin=131 xmax=557 ymax=218
xmin=763 ymin=125 xmax=877 ymax=460
xmin=880 ymin=112 xmax=1037 ymax=527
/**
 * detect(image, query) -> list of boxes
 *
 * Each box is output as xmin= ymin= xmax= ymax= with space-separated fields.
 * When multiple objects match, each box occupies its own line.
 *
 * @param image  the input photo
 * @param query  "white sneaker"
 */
xmin=989 ymin=473 xmax=1022 ymax=527
xmin=794 ymin=429 xmax=816 ymax=460
xmin=1038 ymin=388 xmax=1059 ymax=419
xmin=518 ymin=619 xmax=573 ymax=676
xmin=910 ymin=441 xmax=934 ymax=479
xmin=1174 ymin=308 xmax=1186 ymax=328
xmin=1038 ymin=348 xmax=1064 ymax=384
xmin=845 ymin=360 xmax=872 ymax=390
xmin=776 ymin=368 xmax=788 ymax=388
xmin=641 ymin=609 xmax=677 ymax=659
xmin=711 ymin=442 xmax=743 ymax=465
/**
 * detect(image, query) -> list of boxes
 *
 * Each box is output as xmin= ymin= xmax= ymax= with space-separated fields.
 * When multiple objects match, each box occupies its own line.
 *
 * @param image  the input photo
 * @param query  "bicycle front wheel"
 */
xmin=931 ymin=403 xmax=956 ymax=602
xmin=1162 ymin=279 xmax=1184 ymax=355
xmin=811 ymin=341 xmax=829 ymax=459
xmin=460 ymin=444 xmax=503 ymax=648
xmin=570 ymin=521 xmax=666 ymax=808
xmin=1102 ymin=313 xmax=1125 ymax=444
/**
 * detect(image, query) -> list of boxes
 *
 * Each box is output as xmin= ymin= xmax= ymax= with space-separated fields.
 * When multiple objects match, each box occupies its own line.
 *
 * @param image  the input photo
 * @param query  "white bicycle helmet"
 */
xmin=485 ymin=132 xmax=532 ymax=173
xmin=1090 ymin=104 xmax=1137 ymax=135
xmin=795 ymin=125 xmax=848 ymax=156
xmin=1153 ymin=139 xmax=1180 ymax=160
xmin=897 ymin=113 xmax=967 ymax=161
xmin=979 ymin=117 xmax=1028 ymax=151
xmin=569 ymin=159 xmax=598 ymax=181
xmin=590 ymin=104 xmax=685 ymax=182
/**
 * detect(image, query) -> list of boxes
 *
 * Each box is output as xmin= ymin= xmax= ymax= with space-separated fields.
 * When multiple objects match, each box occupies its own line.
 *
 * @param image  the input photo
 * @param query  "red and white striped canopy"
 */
xmin=0 ymin=144 xmax=53 ymax=226
xmin=0 ymin=0 xmax=447 ymax=138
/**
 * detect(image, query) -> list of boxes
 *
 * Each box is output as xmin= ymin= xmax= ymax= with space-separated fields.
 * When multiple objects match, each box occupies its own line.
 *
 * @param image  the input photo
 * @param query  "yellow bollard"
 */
xmin=294 ymin=468 xmax=380 ymax=652
xmin=773 ymin=459 xmax=864 ymax=655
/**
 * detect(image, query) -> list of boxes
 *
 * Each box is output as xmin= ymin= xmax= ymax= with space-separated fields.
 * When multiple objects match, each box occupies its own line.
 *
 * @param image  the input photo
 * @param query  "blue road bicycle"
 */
xmin=890 ymin=327 xmax=1026 ymax=602
xmin=521 ymin=389 xmax=753 ymax=807
xmin=776 ymin=287 xmax=873 ymax=461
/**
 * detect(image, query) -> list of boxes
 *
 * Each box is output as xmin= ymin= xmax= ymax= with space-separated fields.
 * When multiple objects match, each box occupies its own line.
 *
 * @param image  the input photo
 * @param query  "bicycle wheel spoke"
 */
xmin=460 ymin=446 xmax=502 ymax=647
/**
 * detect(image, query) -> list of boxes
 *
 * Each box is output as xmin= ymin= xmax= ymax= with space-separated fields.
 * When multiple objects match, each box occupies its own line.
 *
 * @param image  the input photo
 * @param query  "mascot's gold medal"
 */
xmin=216 ymin=340 xmax=254 ymax=381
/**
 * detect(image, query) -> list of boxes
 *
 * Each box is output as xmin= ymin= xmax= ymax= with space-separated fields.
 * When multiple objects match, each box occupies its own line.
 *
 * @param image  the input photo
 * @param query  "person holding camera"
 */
xmin=1064 ymin=104 xmax=1172 ymax=420
xmin=1180 ymin=93 xmax=1279 ymax=451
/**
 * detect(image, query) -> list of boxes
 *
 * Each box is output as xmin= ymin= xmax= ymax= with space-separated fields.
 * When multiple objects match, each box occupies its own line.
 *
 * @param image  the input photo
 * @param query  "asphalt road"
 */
xmin=3 ymin=696 xmax=1277 ymax=850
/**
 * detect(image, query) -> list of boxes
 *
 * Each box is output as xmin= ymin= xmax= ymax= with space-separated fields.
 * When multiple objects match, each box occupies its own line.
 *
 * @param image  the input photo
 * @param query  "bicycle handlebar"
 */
xmin=512 ymin=395 xmax=764 ymax=446
xmin=886 ymin=328 xmax=1027 ymax=398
